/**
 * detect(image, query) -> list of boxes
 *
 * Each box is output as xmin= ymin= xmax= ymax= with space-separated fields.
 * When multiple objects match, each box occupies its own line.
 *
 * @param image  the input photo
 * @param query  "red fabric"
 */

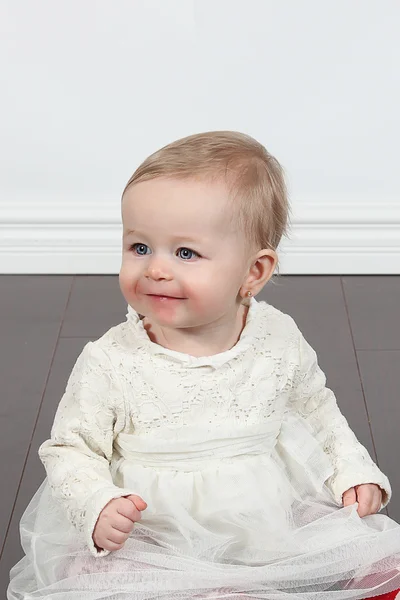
xmin=365 ymin=589 xmax=399 ymax=600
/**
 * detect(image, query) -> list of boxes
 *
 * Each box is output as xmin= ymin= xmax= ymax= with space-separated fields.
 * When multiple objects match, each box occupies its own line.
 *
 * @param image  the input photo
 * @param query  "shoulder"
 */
xmin=255 ymin=300 xmax=301 ymax=342
xmin=244 ymin=301 xmax=303 ymax=370
xmin=81 ymin=311 xmax=145 ymax=367
xmin=256 ymin=303 xmax=321 ymax=377
xmin=63 ymin=321 xmax=138 ymax=400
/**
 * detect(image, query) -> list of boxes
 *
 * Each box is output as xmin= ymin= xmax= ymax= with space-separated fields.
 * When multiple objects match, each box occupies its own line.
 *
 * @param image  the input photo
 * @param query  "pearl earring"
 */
xmin=246 ymin=291 xmax=252 ymax=297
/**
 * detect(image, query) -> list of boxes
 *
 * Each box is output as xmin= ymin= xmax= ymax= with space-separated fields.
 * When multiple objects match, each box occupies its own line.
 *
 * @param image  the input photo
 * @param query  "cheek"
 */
xmin=119 ymin=276 xmax=130 ymax=303
xmin=182 ymin=274 xmax=230 ymax=311
xmin=119 ymin=263 xmax=139 ymax=297
xmin=181 ymin=272 xmax=212 ymax=300
xmin=183 ymin=263 xmax=242 ymax=297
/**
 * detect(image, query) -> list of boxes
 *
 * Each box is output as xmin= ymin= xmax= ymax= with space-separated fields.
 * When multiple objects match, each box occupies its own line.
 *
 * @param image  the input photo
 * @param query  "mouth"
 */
xmin=146 ymin=294 xmax=186 ymax=301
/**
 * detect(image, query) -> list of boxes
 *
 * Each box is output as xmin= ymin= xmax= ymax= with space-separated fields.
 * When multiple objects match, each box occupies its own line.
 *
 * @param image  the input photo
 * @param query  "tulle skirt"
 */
xmin=8 ymin=414 xmax=400 ymax=599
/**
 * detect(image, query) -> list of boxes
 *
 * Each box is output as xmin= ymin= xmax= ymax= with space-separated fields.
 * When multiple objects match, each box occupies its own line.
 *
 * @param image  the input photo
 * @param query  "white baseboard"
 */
xmin=1 ymin=200 xmax=399 ymax=274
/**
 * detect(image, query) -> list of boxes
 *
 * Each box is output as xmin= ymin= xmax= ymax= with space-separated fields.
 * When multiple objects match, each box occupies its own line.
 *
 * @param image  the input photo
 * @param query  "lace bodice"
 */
xmin=39 ymin=299 xmax=391 ymax=556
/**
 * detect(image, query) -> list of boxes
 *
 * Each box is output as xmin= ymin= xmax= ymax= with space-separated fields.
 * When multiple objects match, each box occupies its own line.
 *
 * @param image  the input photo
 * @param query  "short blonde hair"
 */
xmin=122 ymin=131 xmax=290 ymax=262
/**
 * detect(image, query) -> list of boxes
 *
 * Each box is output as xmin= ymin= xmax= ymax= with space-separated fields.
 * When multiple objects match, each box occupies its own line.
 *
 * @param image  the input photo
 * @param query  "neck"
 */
xmin=143 ymin=303 xmax=249 ymax=357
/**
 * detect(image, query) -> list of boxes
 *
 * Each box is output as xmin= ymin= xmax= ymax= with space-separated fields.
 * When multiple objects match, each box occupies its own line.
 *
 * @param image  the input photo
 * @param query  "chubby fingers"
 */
xmin=126 ymin=494 xmax=148 ymax=512
xmin=342 ymin=484 xmax=382 ymax=517
xmin=94 ymin=495 xmax=148 ymax=552
xmin=117 ymin=496 xmax=144 ymax=523
xmin=105 ymin=496 xmax=147 ymax=552
xmin=355 ymin=484 xmax=382 ymax=517
xmin=104 ymin=527 xmax=130 ymax=551
xmin=108 ymin=512 xmax=137 ymax=548
xmin=112 ymin=512 xmax=135 ymax=534
xmin=342 ymin=487 xmax=357 ymax=508
xmin=98 ymin=506 xmax=139 ymax=552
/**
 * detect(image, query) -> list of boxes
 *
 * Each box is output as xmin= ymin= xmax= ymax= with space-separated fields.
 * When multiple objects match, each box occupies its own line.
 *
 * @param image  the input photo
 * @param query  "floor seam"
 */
xmin=340 ymin=277 xmax=380 ymax=466
xmin=0 ymin=276 xmax=75 ymax=562
xmin=340 ymin=277 xmax=390 ymax=517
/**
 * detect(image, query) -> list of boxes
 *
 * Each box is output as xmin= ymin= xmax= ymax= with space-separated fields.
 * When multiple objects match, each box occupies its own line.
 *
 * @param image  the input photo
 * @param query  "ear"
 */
xmin=240 ymin=249 xmax=278 ymax=299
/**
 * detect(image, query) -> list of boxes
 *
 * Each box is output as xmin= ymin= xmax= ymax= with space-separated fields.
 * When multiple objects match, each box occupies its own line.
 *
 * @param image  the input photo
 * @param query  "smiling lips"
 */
xmin=146 ymin=293 xmax=185 ymax=300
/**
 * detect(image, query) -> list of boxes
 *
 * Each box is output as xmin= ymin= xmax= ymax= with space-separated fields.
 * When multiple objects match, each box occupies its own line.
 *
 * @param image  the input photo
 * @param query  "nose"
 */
xmin=145 ymin=257 xmax=173 ymax=281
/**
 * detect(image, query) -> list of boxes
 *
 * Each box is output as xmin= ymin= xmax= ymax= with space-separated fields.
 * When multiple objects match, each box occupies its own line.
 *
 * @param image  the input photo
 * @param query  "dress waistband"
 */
xmin=113 ymin=422 xmax=281 ymax=471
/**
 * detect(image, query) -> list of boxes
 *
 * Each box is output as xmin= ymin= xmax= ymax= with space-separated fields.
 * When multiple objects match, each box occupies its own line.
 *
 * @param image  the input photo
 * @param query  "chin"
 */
xmin=152 ymin=314 xmax=188 ymax=329
xmin=149 ymin=311 xmax=198 ymax=330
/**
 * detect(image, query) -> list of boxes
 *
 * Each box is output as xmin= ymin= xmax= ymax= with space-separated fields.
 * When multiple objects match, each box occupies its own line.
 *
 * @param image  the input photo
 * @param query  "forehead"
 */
xmin=122 ymin=177 xmax=235 ymax=237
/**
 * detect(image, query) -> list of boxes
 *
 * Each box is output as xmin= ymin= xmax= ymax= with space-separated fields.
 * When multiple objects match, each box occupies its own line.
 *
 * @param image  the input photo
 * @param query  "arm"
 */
xmin=289 ymin=328 xmax=391 ymax=510
xmin=39 ymin=341 xmax=139 ymax=556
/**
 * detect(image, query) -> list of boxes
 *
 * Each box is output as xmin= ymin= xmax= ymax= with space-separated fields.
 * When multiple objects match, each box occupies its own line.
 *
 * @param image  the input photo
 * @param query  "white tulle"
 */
xmin=8 ymin=413 xmax=400 ymax=599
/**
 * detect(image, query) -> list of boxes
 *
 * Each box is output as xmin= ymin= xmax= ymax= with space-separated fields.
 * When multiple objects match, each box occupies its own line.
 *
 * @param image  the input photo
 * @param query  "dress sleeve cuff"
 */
xmin=84 ymin=486 xmax=141 ymax=557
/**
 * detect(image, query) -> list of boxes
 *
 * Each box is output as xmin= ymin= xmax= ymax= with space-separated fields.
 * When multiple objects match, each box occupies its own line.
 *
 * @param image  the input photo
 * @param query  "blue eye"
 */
xmin=177 ymin=247 xmax=198 ymax=260
xmin=131 ymin=243 xmax=151 ymax=256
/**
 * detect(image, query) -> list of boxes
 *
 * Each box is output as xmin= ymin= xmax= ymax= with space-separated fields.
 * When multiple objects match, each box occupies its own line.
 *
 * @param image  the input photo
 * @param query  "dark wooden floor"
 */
xmin=1 ymin=275 xmax=400 ymax=596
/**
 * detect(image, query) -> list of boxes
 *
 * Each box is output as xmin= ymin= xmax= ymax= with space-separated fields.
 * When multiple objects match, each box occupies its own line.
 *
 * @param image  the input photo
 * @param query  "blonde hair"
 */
xmin=122 ymin=131 xmax=290 ymax=269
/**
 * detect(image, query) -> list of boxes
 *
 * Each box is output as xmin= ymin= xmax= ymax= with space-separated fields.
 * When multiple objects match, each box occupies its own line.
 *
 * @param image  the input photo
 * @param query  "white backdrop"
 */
xmin=0 ymin=0 xmax=399 ymax=273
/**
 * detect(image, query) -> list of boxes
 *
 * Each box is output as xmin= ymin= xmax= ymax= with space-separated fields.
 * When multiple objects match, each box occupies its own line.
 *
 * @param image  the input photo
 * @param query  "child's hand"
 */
xmin=342 ymin=484 xmax=382 ymax=517
xmin=93 ymin=494 xmax=147 ymax=552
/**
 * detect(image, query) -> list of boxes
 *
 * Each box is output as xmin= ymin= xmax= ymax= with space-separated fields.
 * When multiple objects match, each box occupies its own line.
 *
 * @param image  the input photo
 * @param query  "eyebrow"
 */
xmin=123 ymin=229 xmax=202 ymax=244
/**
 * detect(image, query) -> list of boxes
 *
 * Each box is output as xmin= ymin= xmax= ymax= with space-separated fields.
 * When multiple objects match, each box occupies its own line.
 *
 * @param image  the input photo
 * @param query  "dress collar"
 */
xmin=125 ymin=298 xmax=262 ymax=368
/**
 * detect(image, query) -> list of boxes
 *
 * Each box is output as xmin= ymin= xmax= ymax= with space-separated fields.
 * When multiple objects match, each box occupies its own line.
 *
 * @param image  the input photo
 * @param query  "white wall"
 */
xmin=1 ymin=0 xmax=399 ymax=273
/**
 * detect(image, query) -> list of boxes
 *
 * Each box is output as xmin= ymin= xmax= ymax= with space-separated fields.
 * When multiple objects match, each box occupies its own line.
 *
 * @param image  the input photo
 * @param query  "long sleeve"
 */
xmin=289 ymin=328 xmax=391 ymax=510
xmin=39 ymin=341 xmax=139 ymax=557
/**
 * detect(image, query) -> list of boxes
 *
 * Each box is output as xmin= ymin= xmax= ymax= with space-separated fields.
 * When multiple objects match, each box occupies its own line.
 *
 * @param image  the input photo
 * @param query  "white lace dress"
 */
xmin=7 ymin=299 xmax=400 ymax=599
